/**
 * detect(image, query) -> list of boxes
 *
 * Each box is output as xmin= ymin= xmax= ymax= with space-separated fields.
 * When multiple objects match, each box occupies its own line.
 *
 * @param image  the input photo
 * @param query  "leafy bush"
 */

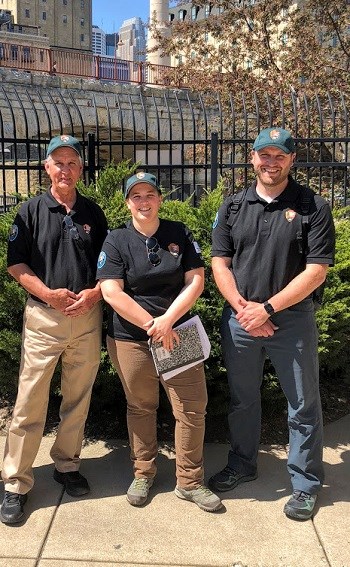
xmin=1 ymin=164 xmax=349 ymax=439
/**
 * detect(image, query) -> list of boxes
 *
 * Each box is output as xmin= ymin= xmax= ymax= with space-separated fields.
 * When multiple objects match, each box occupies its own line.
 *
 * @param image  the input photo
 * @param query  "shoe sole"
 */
xmin=284 ymin=506 xmax=314 ymax=521
xmin=0 ymin=511 xmax=25 ymax=524
xmin=208 ymin=473 xmax=258 ymax=492
xmin=174 ymin=488 xmax=223 ymax=512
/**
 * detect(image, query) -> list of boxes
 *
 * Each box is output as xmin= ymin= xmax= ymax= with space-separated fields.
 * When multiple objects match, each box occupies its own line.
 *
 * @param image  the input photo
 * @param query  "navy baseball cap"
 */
xmin=46 ymin=135 xmax=82 ymax=158
xmin=124 ymin=172 xmax=161 ymax=198
xmin=253 ymin=127 xmax=296 ymax=154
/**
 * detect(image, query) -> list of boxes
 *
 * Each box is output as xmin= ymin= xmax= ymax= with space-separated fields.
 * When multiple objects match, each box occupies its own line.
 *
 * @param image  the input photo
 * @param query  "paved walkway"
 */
xmin=0 ymin=414 xmax=349 ymax=567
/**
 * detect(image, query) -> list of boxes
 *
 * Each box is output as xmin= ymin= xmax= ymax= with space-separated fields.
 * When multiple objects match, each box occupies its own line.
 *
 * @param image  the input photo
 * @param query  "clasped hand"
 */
xmin=48 ymin=288 xmax=99 ymax=316
xmin=236 ymin=300 xmax=278 ymax=337
xmin=145 ymin=315 xmax=180 ymax=351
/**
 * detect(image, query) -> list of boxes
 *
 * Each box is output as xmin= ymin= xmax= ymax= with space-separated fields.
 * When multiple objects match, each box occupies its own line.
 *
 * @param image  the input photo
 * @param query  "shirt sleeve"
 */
xmin=181 ymin=225 xmax=205 ymax=272
xmin=306 ymin=201 xmax=335 ymax=266
xmin=7 ymin=203 xmax=33 ymax=268
xmin=211 ymin=199 xmax=234 ymax=258
xmin=96 ymin=230 xmax=126 ymax=280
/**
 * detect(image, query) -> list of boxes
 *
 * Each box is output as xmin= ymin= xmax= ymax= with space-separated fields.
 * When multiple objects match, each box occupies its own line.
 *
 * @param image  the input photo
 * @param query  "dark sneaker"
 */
xmin=208 ymin=465 xmax=258 ymax=492
xmin=175 ymin=485 xmax=222 ymax=512
xmin=284 ymin=490 xmax=317 ymax=520
xmin=53 ymin=468 xmax=90 ymax=497
xmin=0 ymin=491 xmax=28 ymax=524
xmin=127 ymin=478 xmax=153 ymax=506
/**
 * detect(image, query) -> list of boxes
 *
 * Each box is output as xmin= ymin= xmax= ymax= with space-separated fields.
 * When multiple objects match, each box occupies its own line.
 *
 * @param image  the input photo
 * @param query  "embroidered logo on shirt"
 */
xmin=9 ymin=224 xmax=18 ymax=242
xmin=285 ymin=209 xmax=296 ymax=222
xmin=83 ymin=224 xmax=91 ymax=234
xmin=212 ymin=212 xmax=219 ymax=229
xmin=168 ymin=243 xmax=179 ymax=257
xmin=97 ymin=251 xmax=107 ymax=269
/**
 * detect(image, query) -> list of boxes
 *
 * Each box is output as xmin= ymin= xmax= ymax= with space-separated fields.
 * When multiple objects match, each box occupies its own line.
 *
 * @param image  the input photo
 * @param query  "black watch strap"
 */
xmin=263 ymin=301 xmax=275 ymax=316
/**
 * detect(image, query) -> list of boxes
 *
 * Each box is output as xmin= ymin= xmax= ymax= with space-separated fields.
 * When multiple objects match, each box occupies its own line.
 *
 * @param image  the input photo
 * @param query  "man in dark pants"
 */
xmin=209 ymin=127 xmax=335 ymax=520
xmin=0 ymin=135 xmax=108 ymax=524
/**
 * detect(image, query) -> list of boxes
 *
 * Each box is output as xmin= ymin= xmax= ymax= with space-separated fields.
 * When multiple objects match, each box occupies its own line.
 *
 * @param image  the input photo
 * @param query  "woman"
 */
xmin=97 ymin=172 xmax=221 ymax=512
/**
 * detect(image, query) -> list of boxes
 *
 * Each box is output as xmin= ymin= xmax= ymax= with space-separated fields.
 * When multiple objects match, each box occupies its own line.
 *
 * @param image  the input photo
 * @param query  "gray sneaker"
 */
xmin=127 ymin=478 xmax=153 ymax=506
xmin=174 ymin=485 xmax=222 ymax=512
xmin=284 ymin=490 xmax=317 ymax=520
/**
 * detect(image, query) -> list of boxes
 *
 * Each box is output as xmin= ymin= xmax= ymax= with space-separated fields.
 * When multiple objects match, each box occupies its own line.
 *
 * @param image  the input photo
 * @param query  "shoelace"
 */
xmin=294 ymin=490 xmax=311 ymax=501
xmin=5 ymin=492 xmax=21 ymax=503
xmin=193 ymin=486 xmax=214 ymax=497
xmin=132 ymin=478 xmax=148 ymax=488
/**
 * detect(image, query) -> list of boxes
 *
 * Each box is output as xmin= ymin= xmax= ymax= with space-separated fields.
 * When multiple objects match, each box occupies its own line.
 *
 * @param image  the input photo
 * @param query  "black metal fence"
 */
xmin=0 ymin=81 xmax=349 ymax=211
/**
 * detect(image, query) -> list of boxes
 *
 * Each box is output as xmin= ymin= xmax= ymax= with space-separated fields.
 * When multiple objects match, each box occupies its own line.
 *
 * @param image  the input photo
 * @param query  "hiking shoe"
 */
xmin=53 ymin=468 xmax=90 ymax=497
xmin=127 ymin=478 xmax=154 ymax=506
xmin=284 ymin=490 xmax=317 ymax=520
xmin=174 ymin=485 xmax=223 ymax=512
xmin=0 ymin=491 xmax=28 ymax=524
xmin=208 ymin=465 xmax=258 ymax=492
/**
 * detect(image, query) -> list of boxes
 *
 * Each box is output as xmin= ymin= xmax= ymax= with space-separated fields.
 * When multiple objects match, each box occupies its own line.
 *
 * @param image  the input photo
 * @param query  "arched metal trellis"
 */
xmin=0 ymin=70 xmax=349 ymax=211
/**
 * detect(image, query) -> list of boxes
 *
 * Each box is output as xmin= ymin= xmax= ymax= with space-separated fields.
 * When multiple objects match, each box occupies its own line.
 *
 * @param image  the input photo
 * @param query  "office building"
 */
xmin=116 ymin=17 xmax=146 ymax=62
xmin=1 ymin=0 xmax=92 ymax=51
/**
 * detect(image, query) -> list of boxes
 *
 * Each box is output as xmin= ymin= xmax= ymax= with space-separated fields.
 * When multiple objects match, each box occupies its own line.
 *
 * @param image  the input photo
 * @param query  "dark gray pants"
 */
xmin=221 ymin=300 xmax=324 ymax=495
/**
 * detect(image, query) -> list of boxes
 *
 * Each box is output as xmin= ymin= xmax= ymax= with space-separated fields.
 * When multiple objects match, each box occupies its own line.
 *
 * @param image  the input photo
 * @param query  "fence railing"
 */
xmin=0 ymin=74 xmax=349 ymax=211
xmin=0 ymin=39 xmax=173 ymax=85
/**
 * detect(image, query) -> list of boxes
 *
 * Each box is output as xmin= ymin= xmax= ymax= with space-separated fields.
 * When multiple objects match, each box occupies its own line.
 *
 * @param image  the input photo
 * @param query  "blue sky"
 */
xmin=92 ymin=0 xmax=150 ymax=34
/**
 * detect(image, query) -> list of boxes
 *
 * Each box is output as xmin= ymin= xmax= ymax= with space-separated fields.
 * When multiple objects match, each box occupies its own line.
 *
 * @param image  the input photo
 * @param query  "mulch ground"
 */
xmin=1 ymin=375 xmax=349 ymax=446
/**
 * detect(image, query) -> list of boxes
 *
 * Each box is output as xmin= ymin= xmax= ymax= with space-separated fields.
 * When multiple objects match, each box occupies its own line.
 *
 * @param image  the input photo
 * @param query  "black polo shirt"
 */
xmin=211 ymin=178 xmax=335 ymax=303
xmin=97 ymin=218 xmax=204 ymax=341
xmin=8 ymin=189 xmax=108 ymax=295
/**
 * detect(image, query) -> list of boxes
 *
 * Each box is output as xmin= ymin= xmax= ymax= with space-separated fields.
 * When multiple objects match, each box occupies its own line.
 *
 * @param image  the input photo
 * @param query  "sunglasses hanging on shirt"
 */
xmin=145 ymin=236 xmax=161 ymax=267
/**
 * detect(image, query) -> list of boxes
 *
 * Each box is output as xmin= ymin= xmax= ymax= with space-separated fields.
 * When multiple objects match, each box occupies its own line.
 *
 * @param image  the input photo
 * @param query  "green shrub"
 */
xmin=1 ymin=165 xmax=349 ymax=439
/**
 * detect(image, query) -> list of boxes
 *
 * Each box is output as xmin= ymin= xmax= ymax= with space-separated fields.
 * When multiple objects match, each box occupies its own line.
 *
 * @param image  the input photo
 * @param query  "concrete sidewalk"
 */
xmin=0 ymin=415 xmax=349 ymax=567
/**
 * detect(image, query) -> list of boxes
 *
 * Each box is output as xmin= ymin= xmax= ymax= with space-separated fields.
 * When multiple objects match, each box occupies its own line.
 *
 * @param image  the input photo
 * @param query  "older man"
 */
xmin=1 ymin=135 xmax=108 ymax=524
xmin=209 ymin=127 xmax=335 ymax=520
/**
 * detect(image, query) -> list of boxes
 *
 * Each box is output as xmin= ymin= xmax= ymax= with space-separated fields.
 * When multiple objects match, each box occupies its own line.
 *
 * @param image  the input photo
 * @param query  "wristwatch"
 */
xmin=263 ymin=301 xmax=275 ymax=316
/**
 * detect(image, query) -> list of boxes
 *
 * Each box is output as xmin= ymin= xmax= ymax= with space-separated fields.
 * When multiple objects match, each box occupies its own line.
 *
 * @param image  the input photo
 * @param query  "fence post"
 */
xmin=87 ymin=132 xmax=96 ymax=185
xmin=211 ymin=131 xmax=218 ymax=190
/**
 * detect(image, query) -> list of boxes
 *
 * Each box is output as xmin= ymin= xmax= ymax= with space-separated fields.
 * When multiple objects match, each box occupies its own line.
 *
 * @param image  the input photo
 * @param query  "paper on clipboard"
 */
xmin=161 ymin=315 xmax=211 ymax=381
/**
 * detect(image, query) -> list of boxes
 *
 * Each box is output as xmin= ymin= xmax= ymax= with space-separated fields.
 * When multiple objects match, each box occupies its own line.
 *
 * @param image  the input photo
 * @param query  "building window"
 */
xmin=169 ymin=13 xmax=174 ymax=22
xmin=281 ymin=32 xmax=288 ymax=45
xmin=42 ymin=12 xmax=46 ymax=20
xmin=191 ymin=6 xmax=197 ymax=20
xmin=204 ymin=4 xmax=211 ymax=18
xmin=63 ymin=0 xmax=67 ymax=5
xmin=63 ymin=15 xmax=67 ymax=23
xmin=81 ymin=0 xmax=84 ymax=6
xmin=81 ymin=33 xmax=84 ymax=42
xmin=204 ymin=31 xmax=209 ymax=42
xmin=25 ymin=9 xmax=30 ymax=17
xmin=178 ymin=9 xmax=187 ymax=20
xmin=80 ymin=18 xmax=84 ymax=26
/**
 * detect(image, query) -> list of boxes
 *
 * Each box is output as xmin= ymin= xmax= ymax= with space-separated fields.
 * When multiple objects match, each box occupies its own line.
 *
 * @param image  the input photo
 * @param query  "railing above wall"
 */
xmin=0 ymin=40 xmax=174 ymax=86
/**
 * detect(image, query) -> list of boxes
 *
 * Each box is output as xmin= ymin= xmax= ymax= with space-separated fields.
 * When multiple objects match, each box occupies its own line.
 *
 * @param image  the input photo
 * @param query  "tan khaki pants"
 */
xmin=2 ymin=298 xmax=102 ymax=494
xmin=107 ymin=336 xmax=208 ymax=489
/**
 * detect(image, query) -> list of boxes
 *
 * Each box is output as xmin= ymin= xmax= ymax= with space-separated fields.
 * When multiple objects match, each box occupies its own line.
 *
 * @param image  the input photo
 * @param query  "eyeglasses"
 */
xmin=145 ymin=236 xmax=161 ymax=267
xmin=63 ymin=214 xmax=80 ymax=240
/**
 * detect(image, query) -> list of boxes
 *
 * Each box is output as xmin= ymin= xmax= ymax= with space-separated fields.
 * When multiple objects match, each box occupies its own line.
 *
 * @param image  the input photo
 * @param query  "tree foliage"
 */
xmin=151 ymin=0 xmax=350 ymax=100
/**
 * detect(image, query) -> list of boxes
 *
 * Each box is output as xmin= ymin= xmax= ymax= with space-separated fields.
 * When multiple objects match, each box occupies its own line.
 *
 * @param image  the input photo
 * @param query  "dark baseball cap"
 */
xmin=253 ymin=127 xmax=296 ymax=154
xmin=46 ymin=135 xmax=82 ymax=158
xmin=124 ymin=172 xmax=161 ymax=198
